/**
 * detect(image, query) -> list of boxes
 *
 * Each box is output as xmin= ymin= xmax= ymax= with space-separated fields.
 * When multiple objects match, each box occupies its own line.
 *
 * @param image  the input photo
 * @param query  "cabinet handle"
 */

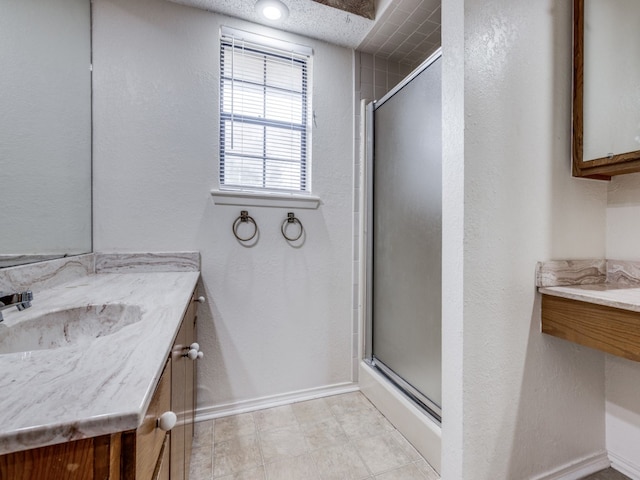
xmin=195 ymin=296 xmax=205 ymax=304
xmin=190 ymin=342 xmax=200 ymax=351
xmin=157 ymin=411 xmax=177 ymax=431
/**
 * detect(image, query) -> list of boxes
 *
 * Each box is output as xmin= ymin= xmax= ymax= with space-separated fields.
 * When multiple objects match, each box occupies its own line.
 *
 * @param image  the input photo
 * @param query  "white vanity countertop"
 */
xmin=539 ymin=284 xmax=640 ymax=313
xmin=0 ymin=271 xmax=199 ymax=455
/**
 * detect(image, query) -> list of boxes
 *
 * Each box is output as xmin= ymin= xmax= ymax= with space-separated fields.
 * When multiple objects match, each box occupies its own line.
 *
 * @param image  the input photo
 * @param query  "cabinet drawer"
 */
xmin=136 ymin=360 xmax=171 ymax=480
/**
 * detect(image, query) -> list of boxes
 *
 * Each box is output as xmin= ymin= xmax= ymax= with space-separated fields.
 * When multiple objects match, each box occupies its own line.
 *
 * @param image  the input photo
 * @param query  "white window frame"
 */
xmin=212 ymin=27 xmax=320 ymax=209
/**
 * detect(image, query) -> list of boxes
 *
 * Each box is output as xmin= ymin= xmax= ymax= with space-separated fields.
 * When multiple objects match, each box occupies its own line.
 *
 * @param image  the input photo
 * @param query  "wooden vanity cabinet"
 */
xmin=0 ymin=292 xmax=199 ymax=480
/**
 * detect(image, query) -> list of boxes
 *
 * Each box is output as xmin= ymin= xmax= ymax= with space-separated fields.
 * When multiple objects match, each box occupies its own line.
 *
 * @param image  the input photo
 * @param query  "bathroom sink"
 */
xmin=0 ymin=304 xmax=142 ymax=355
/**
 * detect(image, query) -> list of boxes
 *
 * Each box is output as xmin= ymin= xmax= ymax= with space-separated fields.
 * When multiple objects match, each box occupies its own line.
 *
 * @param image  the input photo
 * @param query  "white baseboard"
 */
xmin=609 ymin=451 xmax=640 ymax=480
xmin=195 ymin=382 xmax=359 ymax=421
xmin=532 ymin=451 xmax=610 ymax=480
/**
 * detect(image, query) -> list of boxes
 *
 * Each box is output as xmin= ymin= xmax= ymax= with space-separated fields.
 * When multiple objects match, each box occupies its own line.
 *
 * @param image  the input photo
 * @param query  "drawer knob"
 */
xmin=190 ymin=342 xmax=200 ymax=351
xmin=186 ymin=348 xmax=198 ymax=360
xmin=195 ymin=296 xmax=206 ymax=303
xmin=185 ymin=348 xmax=204 ymax=360
xmin=157 ymin=411 xmax=177 ymax=431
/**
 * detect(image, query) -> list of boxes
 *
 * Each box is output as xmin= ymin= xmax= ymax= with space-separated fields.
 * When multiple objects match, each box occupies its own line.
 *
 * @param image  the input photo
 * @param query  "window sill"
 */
xmin=210 ymin=189 xmax=321 ymax=209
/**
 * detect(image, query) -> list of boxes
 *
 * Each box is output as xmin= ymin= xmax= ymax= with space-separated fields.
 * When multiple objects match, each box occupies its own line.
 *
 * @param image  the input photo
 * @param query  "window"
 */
xmin=219 ymin=28 xmax=312 ymax=194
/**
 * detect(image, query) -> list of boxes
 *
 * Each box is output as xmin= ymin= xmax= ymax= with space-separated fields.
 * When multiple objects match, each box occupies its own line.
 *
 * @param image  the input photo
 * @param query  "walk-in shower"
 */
xmin=359 ymin=49 xmax=442 ymax=472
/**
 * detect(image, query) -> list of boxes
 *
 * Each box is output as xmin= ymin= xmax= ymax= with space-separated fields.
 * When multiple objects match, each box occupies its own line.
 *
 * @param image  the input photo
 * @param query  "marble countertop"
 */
xmin=0 ymin=271 xmax=199 ymax=455
xmin=539 ymin=284 xmax=640 ymax=313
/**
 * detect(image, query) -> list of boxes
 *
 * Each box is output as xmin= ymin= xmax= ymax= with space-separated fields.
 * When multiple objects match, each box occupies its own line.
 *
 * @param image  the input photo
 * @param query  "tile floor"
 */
xmin=188 ymin=391 xmax=440 ymax=480
xmin=582 ymin=469 xmax=631 ymax=480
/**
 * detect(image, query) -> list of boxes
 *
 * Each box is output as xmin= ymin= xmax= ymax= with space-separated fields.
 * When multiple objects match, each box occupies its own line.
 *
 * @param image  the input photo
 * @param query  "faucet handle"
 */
xmin=16 ymin=290 xmax=33 ymax=310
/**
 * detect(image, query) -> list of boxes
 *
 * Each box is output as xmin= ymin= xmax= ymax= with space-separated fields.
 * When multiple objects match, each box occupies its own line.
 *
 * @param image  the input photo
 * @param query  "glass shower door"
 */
xmin=367 ymin=53 xmax=442 ymax=420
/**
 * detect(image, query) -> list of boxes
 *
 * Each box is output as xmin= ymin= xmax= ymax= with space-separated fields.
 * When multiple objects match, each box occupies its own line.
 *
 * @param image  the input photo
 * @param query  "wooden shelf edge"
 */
xmin=541 ymin=294 xmax=640 ymax=362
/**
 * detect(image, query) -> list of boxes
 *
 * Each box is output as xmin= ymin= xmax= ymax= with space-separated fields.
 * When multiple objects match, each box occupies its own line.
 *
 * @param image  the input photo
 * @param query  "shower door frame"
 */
xmin=363 ymin=48 xmax=442 ymax=424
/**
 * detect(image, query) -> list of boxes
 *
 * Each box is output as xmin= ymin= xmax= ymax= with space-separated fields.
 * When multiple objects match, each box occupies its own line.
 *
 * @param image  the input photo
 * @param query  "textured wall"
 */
xmin=441 ymin=0 xmax=609 ymax=478
xmin=92 ymin=0 xmax=355 ymax=412
xmin=606 ymin=172 xmax=640 ymax=475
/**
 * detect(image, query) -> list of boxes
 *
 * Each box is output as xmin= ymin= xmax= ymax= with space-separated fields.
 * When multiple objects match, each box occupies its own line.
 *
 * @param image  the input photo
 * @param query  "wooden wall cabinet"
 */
xmin=572 ymin=0 xmax=640 ymax=179
xmin=0 ymin=292 xmax=199 ymax=480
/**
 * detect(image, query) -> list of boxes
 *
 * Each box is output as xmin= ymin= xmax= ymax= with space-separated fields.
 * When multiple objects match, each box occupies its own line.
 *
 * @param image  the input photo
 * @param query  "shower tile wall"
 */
xmin=352 ymin=52 xmax=414 ymax=381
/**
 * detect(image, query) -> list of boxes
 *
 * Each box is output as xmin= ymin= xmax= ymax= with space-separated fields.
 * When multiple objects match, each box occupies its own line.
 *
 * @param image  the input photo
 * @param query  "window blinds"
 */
xmin=219 ymin=28 xmax=311 ymax=193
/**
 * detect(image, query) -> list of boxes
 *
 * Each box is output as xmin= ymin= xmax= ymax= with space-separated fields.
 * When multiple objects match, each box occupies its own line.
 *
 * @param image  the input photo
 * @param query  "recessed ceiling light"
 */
xmin=255 ymin=0 xmax=289 ymax=22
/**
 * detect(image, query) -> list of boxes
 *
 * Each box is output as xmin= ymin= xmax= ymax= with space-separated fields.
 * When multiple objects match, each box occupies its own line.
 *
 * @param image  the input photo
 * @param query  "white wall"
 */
xmin=92 ymin=0 xmax=355 ymax=413
xmin=606 ymin=173 xmax=640 ymax=477
xmin=442 ymin=0 xmax=610 ymax=478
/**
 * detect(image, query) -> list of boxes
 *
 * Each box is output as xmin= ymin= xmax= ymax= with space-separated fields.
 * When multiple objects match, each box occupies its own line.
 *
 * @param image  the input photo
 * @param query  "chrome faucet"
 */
xmin=0 ymin=290 xmax=33 ymax=322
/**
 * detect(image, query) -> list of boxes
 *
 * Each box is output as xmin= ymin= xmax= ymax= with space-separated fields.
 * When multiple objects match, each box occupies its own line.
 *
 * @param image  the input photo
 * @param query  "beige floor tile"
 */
xmin=390 ymin=430 xmax=423 ymax=462
xmin=213 ymin=433 xmax=262 ymax=478
xmin=254 ymin=405 xmax=298 ymax=431
xmin=325 ymin=392 xmax=375 ymax=419
xmin=215 ymin=466 xmax=267 ymax=480
xmin=374 ymin=464 xmax=427 ymax=480
xmin=353 ymin=433 xmax=413 ymax=474
xmin=299 ymin=416 xmax=349 ymax=450
xmin=194 ymin=420 xmax=215 ymax=448
xmin=292 ymin=398 xmax=332 ymax=425
xmin=310 ymin=443 xmax=370 ymax=480
xmin=259 ymin=425 xmax=308 ymax=463
xmin=190 ymin=443 xmax=214 ymax=480
xmin=414 ymin=459 xmax=440 ymax=479
xmin=197 ymin=393 xmax=438 ymax=480
xmin=215 ymin=413 xmax=256 ymax=444
xmin=264 ymin=454 xmax=321 ymax=480
xmin=337 ymin=409 xmax=395 ymax=439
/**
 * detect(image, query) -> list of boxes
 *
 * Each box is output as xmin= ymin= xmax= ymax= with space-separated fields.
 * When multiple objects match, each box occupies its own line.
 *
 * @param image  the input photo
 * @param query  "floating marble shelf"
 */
xmin=537 ymin=259 xmax=640 ymax=362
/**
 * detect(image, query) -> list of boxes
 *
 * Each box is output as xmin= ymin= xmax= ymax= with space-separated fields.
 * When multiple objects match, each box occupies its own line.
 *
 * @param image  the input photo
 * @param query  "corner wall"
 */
xmin=442 ymin=0 xmax=609 ymax=478
xmin=605 ymin=172 xmax=640 ymax=478
xmin=92 ymin=0 xmax=355 ymax=414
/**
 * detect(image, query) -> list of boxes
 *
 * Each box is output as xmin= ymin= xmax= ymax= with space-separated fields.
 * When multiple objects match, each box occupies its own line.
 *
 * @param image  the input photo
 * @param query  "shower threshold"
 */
xmin=366 ymin=356 xmax=441 ymax=424
xmin=359 ymin=360 xmax=442 ymax=474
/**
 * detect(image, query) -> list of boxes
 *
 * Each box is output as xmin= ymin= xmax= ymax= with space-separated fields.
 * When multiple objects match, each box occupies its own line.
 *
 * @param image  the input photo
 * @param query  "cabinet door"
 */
xmin=152 ymin=435 xmax=170 ymax=480
xmin=184 ymin=299 xmax=197 ymax=478
xmin=170 ymin=314 xmax=187 ymax=480
xmin=171 ymin=291 xmax=198 ymax=480
xmin=136 ymin=360 xmax=171 ymax=480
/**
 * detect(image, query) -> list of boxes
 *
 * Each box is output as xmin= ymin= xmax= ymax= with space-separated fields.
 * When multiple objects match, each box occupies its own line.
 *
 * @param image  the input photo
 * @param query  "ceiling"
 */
xmin=167 ymin=0 xmax=441 ymax=68
xmin=360 ymin=0 xmax=440 ymax=67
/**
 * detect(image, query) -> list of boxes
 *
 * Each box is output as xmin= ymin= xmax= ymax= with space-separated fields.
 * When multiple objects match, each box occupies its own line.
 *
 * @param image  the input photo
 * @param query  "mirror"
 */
xmin=573 ymin=0 xmax=640 ymax=178
xmin=0 ymin=0 xmax=92 ymax=267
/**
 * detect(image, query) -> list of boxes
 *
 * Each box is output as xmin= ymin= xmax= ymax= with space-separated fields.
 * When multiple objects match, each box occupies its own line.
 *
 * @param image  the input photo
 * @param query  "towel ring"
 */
xmin=233 ymin=210 xmax=257 ymax=242
xmin=281 ymin=212 xmax=304 ymax=242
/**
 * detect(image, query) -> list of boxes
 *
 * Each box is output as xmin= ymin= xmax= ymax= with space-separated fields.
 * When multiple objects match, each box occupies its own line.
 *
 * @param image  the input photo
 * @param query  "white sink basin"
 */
xmin=0 ymin=304 xmax=142 ymax=355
